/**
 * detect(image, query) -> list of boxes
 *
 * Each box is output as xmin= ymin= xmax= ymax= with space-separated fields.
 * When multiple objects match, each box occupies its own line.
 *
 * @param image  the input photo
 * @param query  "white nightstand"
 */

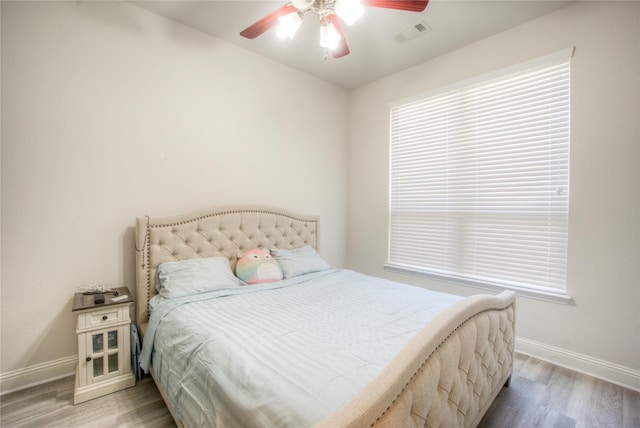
xmin=72 ymin=287 xmax=136 ymax=405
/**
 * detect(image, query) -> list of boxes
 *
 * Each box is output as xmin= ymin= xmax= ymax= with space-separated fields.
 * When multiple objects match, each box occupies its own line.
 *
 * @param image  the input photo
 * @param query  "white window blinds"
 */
xmin=388 ymin=49 xmax=572 ymax=294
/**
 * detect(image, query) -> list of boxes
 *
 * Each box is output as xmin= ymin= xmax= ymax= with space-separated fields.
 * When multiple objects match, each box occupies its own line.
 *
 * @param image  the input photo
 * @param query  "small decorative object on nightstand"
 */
xmin=72 ymin=287 xmax=136 ymax=404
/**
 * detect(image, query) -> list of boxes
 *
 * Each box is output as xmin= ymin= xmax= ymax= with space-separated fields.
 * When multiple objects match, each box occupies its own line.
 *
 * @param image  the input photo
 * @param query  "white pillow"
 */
xmin=270 ymin=246 xmax=331 ymax=279
xmin=156 ymin=257 xmax=239 ymax=298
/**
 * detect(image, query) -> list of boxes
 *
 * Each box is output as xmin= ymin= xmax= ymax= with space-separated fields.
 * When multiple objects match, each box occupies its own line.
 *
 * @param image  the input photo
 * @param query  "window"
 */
xmin=387 ymin=49 xmax=572 ymax=300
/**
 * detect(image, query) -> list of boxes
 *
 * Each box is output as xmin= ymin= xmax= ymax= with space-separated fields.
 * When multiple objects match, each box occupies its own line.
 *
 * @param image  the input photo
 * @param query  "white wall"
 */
xmin=0 ymin=1 xmax=348 ymax=392
xmin=348 ymin=1 xmax=640 ymax=389
xmin=2 ymin=0 xmax=638 ymax=395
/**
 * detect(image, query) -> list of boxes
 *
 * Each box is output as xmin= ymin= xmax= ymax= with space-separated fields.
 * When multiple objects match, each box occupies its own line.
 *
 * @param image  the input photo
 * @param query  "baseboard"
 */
xmin=3 ymin=340 xmax=639 ymax=396
xmin=0 ymin=355 xmax=77 ymax=396
xmin=516 ymin=337 xmax=640 ymax=392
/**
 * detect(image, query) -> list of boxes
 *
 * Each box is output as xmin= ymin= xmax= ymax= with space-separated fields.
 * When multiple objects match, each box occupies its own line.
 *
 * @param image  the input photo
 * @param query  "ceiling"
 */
xmin=129 ymin=0 xmax=572 ymax=89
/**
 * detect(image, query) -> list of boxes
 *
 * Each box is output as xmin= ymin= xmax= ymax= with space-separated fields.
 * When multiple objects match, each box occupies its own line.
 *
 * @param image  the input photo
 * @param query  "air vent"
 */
xmin=394 ymin=20 xmax=431 ymax=43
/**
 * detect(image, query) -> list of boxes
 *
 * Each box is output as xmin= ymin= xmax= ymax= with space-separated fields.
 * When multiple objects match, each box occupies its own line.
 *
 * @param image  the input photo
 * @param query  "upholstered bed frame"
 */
xmin=135 ymin=205 xmax=515 ymax=428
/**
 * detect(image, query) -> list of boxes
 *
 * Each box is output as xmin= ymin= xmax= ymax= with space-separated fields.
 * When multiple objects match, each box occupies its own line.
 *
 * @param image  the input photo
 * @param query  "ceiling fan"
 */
xmin=240 ymin=0 xmax=429 ymax=59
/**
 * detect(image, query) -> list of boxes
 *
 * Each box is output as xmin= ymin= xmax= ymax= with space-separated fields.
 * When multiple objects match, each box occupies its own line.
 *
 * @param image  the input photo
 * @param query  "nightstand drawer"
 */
xmin=76 ymin=306 xmax=129 ymax=331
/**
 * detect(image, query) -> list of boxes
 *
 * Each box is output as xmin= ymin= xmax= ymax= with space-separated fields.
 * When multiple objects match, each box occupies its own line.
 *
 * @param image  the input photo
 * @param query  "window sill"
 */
xmin=383 ymin=264 xmax=573 ymax=305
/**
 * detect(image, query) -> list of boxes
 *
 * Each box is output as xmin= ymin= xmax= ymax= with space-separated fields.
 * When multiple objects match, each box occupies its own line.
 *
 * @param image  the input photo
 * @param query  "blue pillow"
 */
xmin=156 ymin=257 xmax=239 ymax=298
xmin=270 ymin=246 xmax=331 ymax=279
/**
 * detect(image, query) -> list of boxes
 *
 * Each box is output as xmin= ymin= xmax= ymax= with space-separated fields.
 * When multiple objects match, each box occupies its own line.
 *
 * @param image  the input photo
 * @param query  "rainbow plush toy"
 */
xmin=235 ymin=248 xmax=283 ymax=285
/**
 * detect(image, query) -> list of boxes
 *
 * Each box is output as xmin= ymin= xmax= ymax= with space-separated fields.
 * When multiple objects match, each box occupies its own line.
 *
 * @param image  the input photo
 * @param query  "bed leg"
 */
xmin=504 ymin=375 xmax=512 ymax=388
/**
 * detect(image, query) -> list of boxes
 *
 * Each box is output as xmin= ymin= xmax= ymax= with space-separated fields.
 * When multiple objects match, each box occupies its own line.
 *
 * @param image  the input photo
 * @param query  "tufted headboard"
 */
xmin=134 ymin=205 xmax=319 ymax=337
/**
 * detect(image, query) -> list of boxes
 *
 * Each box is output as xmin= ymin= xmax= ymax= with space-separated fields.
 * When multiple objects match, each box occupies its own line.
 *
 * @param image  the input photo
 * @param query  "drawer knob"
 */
xmin=102 ymin=315 xmax=108 ymax=321
xmin=86 ymin=357 xmax=92 ymax=362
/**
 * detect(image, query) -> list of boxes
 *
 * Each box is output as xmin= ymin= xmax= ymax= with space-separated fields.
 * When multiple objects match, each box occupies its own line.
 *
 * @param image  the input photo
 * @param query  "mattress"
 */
xmin=139 ymin=269 xmax=463 ymax=427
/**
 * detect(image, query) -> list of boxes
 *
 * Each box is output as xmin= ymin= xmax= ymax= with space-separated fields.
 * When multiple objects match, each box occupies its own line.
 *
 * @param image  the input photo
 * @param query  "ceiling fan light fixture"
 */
xmin=319 ymin=21 xmax=341 ymax=50
xmin=277 ymin=12 xmax=303 ymax=39
xmin=334 ymin=0 xmax=363 ymax=26
xmin=240 ymin=0 xmax=429 ymax=58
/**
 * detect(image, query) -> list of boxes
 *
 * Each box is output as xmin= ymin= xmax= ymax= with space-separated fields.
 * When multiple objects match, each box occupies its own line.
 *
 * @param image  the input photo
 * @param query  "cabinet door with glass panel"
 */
xmin=85 ymin=325 xmax=126 ymax=380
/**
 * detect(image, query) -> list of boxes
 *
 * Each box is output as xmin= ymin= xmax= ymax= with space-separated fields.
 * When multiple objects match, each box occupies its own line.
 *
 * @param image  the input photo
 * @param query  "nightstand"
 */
xmin=72 ymin=287 xmax=136 ymax=404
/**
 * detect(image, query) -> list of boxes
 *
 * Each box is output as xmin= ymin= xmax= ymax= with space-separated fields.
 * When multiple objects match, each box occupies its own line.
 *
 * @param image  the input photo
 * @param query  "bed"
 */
xmin=135 ymin=205 xmax=515 ymax=428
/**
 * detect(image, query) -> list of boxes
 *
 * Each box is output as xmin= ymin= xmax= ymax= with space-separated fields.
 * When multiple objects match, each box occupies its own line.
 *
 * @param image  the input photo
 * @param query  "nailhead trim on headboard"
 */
xmin=134 ymin=206 xmax=319 ymax=337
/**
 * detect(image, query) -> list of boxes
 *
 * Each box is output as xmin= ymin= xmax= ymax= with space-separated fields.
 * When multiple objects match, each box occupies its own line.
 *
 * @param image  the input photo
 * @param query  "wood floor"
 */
xmin=1 ymin=353 xmax=638 ymax=427
xmin=478 ymin=353 xmax=640 ymax=428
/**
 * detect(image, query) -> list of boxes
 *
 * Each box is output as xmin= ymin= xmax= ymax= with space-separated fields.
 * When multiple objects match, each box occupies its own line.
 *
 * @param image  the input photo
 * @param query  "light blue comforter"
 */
xmin=140 ymin=269 xmax=461 ymax=427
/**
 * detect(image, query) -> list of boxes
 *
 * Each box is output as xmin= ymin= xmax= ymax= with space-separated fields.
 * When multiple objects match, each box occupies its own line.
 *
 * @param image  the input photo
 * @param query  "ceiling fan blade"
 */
xmin=327 ymin=14 xmax=350 ymax=58
xmin=361 ymin=0 xmax=428 ymax=12
xmin=240 ymin=4 xmax=298 ymax=39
